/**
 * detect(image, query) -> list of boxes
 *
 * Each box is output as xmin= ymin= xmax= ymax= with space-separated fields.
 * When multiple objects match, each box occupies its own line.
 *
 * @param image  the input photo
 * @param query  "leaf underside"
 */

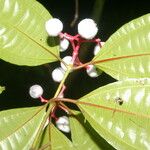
xmin=0 ymin=0 xmax=59 ymax=66
xmin=93 ymin=14 xmax=150 ymax=80
xmin=70 ymin=111 xmax=115 ymax=150
xmin=0 ymin=106 xmax=46 ymax=149
xmin=79 ymin=78 xmax=150 ymax=150
xmin=39 ymin=124 xmax=76 ymax=150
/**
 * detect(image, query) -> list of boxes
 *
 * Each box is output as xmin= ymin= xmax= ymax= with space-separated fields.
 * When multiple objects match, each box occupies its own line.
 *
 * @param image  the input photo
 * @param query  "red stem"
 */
xmin=73 ymin=53 xmax=150 ymax=70
xmin=93 ymin=53 xmax=150 ymax=65
xmin=39 ymin=96 xmax=48 ymax=103
xmin=55 ymin=98 xmax=150 ymax=119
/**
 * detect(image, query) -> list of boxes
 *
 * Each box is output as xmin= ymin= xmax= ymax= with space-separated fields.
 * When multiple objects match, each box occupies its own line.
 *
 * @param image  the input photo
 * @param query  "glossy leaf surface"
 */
xmin=70 ymin=111 xmax=115 ymax=150
xmin=39 ymin=124 xmax=76 ymax=150
xmin=93 ymin=14 xmax=150 ymax=80
xmin=0 ymin=106 xmax=46 ymax=149
xmin=0 ymin=0 xmax=59 ymax=66
xmin=79 ymin=78 xmax=150 ymax=150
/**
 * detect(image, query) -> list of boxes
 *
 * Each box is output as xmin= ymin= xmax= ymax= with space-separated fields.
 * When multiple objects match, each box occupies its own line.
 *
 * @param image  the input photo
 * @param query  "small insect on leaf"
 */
xmin=115 ymin=97 xmax=124 ymax=105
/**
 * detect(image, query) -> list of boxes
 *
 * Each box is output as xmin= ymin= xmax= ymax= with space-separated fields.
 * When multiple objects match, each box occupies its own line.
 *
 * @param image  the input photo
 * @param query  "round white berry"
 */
xmin=86 ymin=65 xmax=99 ymax=78
xmin=29 ymin=85 xmax=43 ymax=99
xmin=94 ymin=42 xmax=105 ymax=55
xmin=78 ymin=18 xmax=98 ymax=39
xmin=56 ymin=116 xmax=70 ymax=133
xmin=60 ymin=56 xmax=73 ymax=71
xmin=60 ymin=38 xmax=70 ymax=52
xmin=45 ymin=18 xmax=63 ymax=36
xmin=52 ymin=67 xmax=65 ymax=83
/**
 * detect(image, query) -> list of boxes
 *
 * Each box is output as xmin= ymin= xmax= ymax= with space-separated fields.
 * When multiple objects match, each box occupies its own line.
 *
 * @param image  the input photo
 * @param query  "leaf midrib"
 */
xmin=94 ymin=17 xmax=150 ymax=60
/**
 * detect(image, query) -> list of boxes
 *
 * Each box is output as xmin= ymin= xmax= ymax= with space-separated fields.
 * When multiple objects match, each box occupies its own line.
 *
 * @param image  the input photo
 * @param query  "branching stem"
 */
xmin=54 ymin=98 xmax=150 ymax=119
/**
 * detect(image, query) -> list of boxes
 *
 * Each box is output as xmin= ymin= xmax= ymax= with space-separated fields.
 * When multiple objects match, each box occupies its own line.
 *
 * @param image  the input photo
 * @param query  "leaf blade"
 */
xmin=93 ymin=14 xmax=150 ymax=80
xmin=38 ymin=123 xmax=77 ymax=150
xmin=70 ymin=111 xmax=115 ymax=150
xmin=50 ymin=124 xmax=76 ymax=150
xmin=0 ymin=0 xmax=59 ymax=66
xmin=0 ymin=106 xmax=46 ymax=149
xmin=79 ymin=78 xmax=150 ymax=150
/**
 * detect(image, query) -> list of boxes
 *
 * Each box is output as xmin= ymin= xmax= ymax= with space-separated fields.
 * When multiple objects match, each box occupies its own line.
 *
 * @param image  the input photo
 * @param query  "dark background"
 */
xmin=0 ymin=0 xmax=150 ymax=110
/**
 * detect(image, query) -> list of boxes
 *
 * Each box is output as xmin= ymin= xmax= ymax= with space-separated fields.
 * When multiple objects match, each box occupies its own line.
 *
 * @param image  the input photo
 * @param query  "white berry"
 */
xmin=56 ymin=116 xmax=70 ymax=133
xmin=61 ymin=56 xmax=73 ymax=71
xmin=78 ymin=18 xmax=98 ymax=39
xmin=45 ymin=18 xmax=63 ymax=36
xmin=52 ymin=67 xmax=65 ymax=83
xmin=86 ymin=65 xmax=99 ymax=78
xmin=94 ymin=42 xmax=105 ymax=55
xmin=29 ymin=85 xmax=43 ymax=99
xmin=60 ymin=38 xmax=70 ymax=52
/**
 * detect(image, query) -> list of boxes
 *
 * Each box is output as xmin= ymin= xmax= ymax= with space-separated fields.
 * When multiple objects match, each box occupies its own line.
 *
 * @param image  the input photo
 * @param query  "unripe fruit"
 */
xmin=52 ymin=67 xmax=65 ymax=83
xmin=94 ymin=42 xmax=105 ymax=55
xmin=86 ymin=65 xmax=99 ymax=78
xmin=56 ymin=116 xmax=70 ymax=133
xmin=29 ymin=85 xmax=43 ymax=98
xmin=78 ymin=18 xmax=98 ymax=39
xmin=60 ymin=56 xmax=73 ymax=71
xmin=45 ymin=18 xmax=63 ymax=36
xmin=60 ymin=38 xmax=70 ymax=52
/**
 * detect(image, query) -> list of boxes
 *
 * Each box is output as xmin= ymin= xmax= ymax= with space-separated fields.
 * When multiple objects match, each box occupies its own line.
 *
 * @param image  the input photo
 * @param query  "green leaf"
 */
xmin=0 ymin=106 xmax=46 ymax=149
xmin=0 ymin=86 xmax=5 ymax=94
xmin=93 ymin=14 xmax=150 ymax=80
xmin=0 ymin=0 xmax=59 ymax=66
xmin=39 ymin=124 xmax=76 ymax=150
xmin=37 ymin=124 xmax=51 ymax=150
xmin=79 ymin=78 xmax=150 ymax=150
xmin=70 ymin=111 xmax=115 ymax=150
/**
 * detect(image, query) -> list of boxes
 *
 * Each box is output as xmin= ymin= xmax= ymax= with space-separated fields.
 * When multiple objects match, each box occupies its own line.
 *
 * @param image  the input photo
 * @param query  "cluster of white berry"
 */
xmin=29 ymin=85 xmax=70 ymax=133
xmin=45 ymin=18 xmax=104 ymax=81
xmin=29 ymin=18 xmax=105 ymax=133
xmin=45 ymin=18 xmax=98 ymax=39
xmin=51 ymin=55 xmax=73 ymax=83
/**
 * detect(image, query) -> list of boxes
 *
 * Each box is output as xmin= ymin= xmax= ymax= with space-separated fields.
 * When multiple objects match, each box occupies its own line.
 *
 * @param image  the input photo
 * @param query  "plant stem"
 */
xmin=54 ymin=67 xmax=72 ymax=98
xmin=55 ymin=98 xmax=150 ymax=119
xmin=70 ymin=0 xmax=79 ymax=27
xmin=32 ymin=62 xmax=73 ymax=149
xmin=92 ymin=0 xmax=105 ymax=24
xmin=73 ymin=61 xmax=92 ymax=70
xmin=31 ymin=103 xmax=54 ymax=149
